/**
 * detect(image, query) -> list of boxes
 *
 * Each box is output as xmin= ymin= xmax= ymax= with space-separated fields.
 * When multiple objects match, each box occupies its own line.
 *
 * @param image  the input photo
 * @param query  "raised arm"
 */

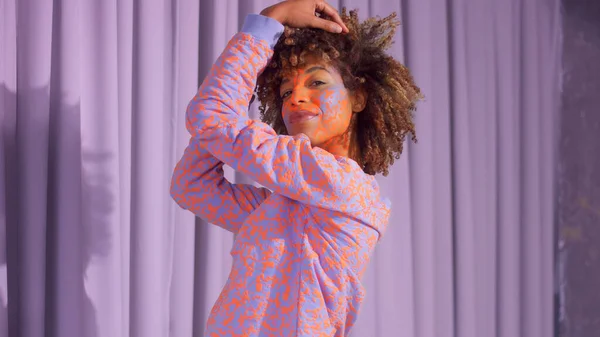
xmin=170 ymin=138 xmax=271 ymax=233
xmin=185 ymin=14 xmax=376 ymax=214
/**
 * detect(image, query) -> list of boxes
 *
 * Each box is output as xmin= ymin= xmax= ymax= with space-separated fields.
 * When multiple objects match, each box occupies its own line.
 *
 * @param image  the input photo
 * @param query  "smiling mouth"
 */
xmin=289 ymin=110 xmax=319 ymax=124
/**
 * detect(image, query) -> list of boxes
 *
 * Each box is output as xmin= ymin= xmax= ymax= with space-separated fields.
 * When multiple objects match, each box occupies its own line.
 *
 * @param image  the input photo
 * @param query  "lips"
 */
xmin=289 ymin=110 xmax=319 ymax=124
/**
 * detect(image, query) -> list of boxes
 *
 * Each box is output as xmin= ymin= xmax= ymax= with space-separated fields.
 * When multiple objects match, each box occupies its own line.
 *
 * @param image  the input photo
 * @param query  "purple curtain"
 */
xmin=0 ymin=0 xmax=560 ymax=336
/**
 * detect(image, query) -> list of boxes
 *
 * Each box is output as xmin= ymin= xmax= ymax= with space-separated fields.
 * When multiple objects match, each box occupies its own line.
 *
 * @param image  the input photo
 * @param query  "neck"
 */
xmin=319 ymin=117 xmax=362 ymax=167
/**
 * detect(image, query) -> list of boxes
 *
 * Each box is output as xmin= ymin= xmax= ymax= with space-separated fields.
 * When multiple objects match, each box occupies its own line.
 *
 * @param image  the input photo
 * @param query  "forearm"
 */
xmin=170 ymin=139 xmax=269 ymax=233
xmin=186 ymin=14 xmax=283 ymax=134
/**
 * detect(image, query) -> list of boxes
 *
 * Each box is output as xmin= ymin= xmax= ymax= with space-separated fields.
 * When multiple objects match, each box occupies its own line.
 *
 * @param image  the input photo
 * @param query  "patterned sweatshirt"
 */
xmin=170 ymin=14 xmax=391 ymax=337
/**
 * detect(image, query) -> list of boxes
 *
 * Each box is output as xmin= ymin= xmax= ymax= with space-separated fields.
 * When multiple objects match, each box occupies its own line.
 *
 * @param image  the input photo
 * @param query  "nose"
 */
xmin=289 ymin=86 xmax=310 ymax=106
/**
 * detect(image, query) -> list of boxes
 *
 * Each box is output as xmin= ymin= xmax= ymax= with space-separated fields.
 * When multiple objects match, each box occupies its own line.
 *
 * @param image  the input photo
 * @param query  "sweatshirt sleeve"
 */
xmin=186 ymin=14 xmax=375 ymax=213
xmin=170 ymin=137 xmax=271 ymax=233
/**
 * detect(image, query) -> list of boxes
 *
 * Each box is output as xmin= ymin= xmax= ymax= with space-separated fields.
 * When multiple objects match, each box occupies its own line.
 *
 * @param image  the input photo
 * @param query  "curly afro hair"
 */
xmin=256 ymin=8 xmax=422 ymax=176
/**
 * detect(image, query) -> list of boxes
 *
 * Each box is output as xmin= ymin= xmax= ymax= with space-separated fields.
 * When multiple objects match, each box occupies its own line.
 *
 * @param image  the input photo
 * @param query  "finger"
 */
xmin=309 ymin=16 xmax=343 ymax=33
xmin=315 ymin=1 xmax=349 ymax=33
xmin=321 ymin=2 xmax=349 ymax=33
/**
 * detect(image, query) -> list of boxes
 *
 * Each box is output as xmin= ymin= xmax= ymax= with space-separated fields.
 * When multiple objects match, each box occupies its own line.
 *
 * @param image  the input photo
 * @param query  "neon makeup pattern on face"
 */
xmin=314 ymin=84 xmax=353 ymax=135
xmin=281 ymin=66 xmax=354 ymax=148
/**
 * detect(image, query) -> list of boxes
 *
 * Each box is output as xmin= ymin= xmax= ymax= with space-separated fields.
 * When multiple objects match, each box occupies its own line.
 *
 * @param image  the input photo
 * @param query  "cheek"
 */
xmin=316 ymin=88 xmax=352 ymax=125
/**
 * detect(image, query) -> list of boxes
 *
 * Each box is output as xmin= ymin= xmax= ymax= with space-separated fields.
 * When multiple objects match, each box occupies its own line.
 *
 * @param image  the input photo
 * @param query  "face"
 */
xmin=278 ymin=54 xmax=365 ymax=149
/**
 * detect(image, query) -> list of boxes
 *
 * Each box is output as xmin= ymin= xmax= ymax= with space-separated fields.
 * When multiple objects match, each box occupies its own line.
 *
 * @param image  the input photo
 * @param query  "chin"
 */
xmin=288 ymin=130 xmax=317 ymax=146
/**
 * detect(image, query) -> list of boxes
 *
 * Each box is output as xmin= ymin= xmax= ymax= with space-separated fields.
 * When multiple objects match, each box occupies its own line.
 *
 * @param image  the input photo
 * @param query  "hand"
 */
xmin=260 ymin=0 xmax=349 ymax=34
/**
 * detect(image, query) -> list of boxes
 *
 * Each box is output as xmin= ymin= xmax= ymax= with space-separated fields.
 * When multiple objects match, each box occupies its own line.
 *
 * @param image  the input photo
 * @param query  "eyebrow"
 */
xmin=280 ymin=66 xmax=330 ymax=86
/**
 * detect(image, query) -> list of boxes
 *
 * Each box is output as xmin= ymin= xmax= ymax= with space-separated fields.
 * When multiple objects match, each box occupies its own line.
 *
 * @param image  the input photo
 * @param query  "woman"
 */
xmin=171 ymin=1 xmax=421 ymax=335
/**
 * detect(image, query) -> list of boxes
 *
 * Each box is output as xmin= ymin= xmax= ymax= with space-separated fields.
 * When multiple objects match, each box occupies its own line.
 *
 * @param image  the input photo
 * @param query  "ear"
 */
xmin=351 ymin=87 xmax=368 ymax=113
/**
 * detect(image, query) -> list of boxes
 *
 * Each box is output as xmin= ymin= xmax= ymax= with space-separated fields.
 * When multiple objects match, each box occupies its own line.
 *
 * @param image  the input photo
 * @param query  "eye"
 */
xmin=311 ymin=80 xmax=326 ymax=86
xmin=280 ymin=90 xmax=292 ymax=99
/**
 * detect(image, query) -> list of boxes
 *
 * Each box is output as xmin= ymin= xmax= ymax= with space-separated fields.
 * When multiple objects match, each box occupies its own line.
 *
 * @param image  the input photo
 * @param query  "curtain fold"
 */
xmin=0 ymin=0 xmax=560 ymax=336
